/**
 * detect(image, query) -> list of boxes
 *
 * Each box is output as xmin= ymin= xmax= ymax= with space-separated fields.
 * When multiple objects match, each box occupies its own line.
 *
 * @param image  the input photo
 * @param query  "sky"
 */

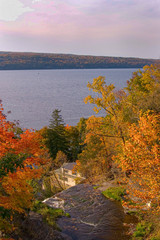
xmin=0 ymin=0 xmax=160 ymax=58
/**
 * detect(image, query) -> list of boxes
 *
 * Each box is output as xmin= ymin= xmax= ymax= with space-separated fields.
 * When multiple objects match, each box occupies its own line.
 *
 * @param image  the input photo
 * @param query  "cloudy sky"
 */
xmin=0 ymin=0 xmax=160 ymax=58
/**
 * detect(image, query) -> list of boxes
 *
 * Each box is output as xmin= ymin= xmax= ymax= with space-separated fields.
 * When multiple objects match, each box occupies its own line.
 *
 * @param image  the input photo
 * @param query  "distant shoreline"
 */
xmin=0 ymin=51 xmax=159 ymax=71
xmin=0 ymin=67 xmax=142 ymax=71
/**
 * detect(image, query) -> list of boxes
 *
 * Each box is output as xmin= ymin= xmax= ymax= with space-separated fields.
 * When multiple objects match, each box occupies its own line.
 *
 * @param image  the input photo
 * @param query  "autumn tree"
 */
xmin=77 ymin=115 xmax=121 ymax=181
xmin=84 ymin=76 xmax=128 ymax=144
xmin=125 ymin=64 xmax=160 ymax=118
xmin=115 ymin=112 xmax=160 ymax=211
xmin=75 ymin=76 xmax=128 ymax=181
xmin=84 ymin=65 xmax=160 ymax=144
xmin=0 ymin=104 xmax=49 ymax=236
xmin=78 ymin=64 xmax=160 ymax=209
xmin=77 ymin=65 xmax=159 ymax=181
xmin=54 ymin=150 xmax=68 ymax=168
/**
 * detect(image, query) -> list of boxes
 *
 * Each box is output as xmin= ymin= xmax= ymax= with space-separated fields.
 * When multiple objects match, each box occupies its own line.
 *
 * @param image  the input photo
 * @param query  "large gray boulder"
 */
xmin=44 ymin=184 xmax=126 ymax=240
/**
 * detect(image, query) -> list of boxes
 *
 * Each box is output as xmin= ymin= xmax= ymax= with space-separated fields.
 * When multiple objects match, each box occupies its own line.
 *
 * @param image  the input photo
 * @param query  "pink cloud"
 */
xmin=0 ymin=0 xmax=160 ymax=58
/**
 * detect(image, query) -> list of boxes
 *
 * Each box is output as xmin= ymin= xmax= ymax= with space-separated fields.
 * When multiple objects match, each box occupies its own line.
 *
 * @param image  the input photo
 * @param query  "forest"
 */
xmin=0 ymin=51 xmax=160 ymax=70
xmin=0 ymin=64 xmax=160 ymax=240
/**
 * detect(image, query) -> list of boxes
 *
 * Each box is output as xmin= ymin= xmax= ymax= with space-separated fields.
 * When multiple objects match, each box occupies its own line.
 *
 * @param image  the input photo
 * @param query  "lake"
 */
xmin=0 ymin=68 xmax=139 ymax=130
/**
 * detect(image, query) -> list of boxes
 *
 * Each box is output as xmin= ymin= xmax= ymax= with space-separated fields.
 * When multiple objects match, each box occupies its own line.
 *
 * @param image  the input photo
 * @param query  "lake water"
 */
xmin=0 ymin=68 xmax=139 ymax=130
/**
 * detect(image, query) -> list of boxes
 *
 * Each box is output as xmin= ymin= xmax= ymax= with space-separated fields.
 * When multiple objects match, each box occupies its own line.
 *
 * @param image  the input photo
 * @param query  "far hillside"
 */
xmin=0 ymin=51 xmax=160 ymax=70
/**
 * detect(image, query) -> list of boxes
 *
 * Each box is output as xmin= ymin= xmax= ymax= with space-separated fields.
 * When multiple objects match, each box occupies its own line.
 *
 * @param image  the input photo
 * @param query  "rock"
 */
xmin=43 ymin=196 xmax=65 ymax=209
xmin=11 ymin=212 xmax=65 ymax=240
xmin=44 ymin=184 xmax=126 ymax=240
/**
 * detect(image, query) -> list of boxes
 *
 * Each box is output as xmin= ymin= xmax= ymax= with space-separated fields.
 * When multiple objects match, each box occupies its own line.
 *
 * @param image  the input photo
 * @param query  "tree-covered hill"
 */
xmin=0 ymin=51 xmax=160 ymax=70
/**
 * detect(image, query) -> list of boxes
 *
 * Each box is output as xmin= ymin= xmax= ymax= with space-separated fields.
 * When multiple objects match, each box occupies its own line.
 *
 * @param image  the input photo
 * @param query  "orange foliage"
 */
xmin=65 ymin=124 xmax=71 ymax=130
xmin=0 ymin=239 xmax=14 ymax=240
xmin=0 ymin=104 xmax=49 ymax=213
xmin=76 ymin=116 xmax=118 ymax=180
xmin=115 ymin=112 xmax=160 ymax=211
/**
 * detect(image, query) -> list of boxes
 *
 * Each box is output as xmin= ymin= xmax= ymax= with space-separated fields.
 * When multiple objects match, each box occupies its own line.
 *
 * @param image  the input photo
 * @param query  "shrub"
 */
xmin=31 ymin=200 xmax=69 ymax=229
xmin=132 ymin=221 xmax=152 ymax=240
xmin=102 ymin=187 xmax=125 ymax=202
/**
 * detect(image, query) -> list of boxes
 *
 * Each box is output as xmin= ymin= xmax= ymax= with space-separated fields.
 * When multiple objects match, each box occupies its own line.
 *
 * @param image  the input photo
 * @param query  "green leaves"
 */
xmin=0 ymin=153 xmax=25 ymax=178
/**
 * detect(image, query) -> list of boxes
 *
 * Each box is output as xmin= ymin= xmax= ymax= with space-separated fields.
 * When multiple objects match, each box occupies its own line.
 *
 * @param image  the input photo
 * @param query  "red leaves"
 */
xmin=0 ymin=105 xmax=48 ymax=213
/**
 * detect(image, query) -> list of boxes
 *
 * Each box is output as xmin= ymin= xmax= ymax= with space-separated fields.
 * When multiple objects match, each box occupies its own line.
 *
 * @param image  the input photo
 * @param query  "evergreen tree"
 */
xmin=42 ymin=110 xmax=87 ymax=162
xmin=43 ymin=109 xmax=69 ymax=160
xmin=49 ymin=109 xmax=64 ymax=129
